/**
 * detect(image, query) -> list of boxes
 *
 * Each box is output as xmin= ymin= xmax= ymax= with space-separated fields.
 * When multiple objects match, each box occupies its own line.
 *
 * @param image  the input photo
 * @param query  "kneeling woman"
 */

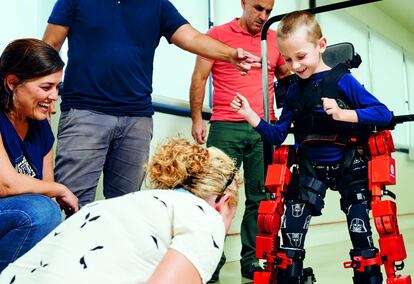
xmin=0 ymin=39 xmax=79 ymax=272
xmin=0 ymin=137 xmax=242 ymax=284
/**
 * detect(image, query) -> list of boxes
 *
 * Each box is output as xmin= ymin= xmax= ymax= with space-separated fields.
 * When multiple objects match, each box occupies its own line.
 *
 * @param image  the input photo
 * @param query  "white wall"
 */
xmin=0 ymin=0 xmax=55 ymax=51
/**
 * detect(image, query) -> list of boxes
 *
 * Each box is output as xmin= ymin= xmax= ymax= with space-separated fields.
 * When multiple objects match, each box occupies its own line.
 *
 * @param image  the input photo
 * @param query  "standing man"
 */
xmin=190 ymin=0 xmax=290 ymax=281
xmin=43 ymin=0 xmax=260 ymax=207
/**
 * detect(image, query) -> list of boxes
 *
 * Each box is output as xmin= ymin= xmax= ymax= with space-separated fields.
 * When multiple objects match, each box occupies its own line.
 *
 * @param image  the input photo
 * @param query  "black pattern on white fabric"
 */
xmin=151 ymin=235 xmax=159 ymax=249
xmin=8 ymin=275 xmax=15 ymax=284
xmin=30 ymin=260 xmax=48 ymax=273
xmin=212 ymin=236 xmax=219 ymax=249
xmin=53 ymin=231 xmax=61 ymax=237
xmin=153 ymin=196 xmax=167 ymax=208
xmin=79 ymin=246 xmax=104 ymax=269
xmin=91 ymin=246 xmax=104 ymax=251
xmin=196 ymin=205 xmax=205 ymax=213
xmin=80 ymin=256 xmax=87 ymax=269
xmin=80 ymin=212 xmax=101 ymax=228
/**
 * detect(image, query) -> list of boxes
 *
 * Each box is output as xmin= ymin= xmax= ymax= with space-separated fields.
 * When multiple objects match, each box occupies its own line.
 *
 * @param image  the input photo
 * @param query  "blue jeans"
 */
xmin=0 ymin=194 xmax=61 ymax=272
xmin=55 ymin=109 xmax=153 ymax=206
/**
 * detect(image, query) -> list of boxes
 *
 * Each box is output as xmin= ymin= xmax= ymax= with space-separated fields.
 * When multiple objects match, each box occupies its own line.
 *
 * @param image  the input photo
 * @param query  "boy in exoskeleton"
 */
xmin=231 ymin=10 xmax=392 ymax=284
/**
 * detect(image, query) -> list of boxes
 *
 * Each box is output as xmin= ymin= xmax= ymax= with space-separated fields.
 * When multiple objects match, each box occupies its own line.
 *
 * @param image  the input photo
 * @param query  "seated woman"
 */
xmin=0 ymin=137 xmax=242 ymax=284
xmin=0 ymin=39 xmax=79 ymax=272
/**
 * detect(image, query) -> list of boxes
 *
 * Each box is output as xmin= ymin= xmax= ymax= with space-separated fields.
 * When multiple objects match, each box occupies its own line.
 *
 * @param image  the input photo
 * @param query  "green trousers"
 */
xmin=207 ymin=121 xmax=267 ymax=270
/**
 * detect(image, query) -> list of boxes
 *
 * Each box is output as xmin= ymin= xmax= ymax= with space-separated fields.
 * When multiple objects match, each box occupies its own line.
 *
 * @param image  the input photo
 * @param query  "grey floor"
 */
xmin=218 ymin=224 xmax=413 ymax=284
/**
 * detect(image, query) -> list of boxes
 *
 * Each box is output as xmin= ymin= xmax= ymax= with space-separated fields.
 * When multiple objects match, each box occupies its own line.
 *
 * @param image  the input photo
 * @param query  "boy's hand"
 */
xmin=322 ymin=97 xmax=358 ymax=123
xmin=322 ymin=97 xmax=342 ymax=120
xmin=230 ymin=93 xmax=261 ymax=127
xmin=231 ymin=93 xmax=250 ymax=116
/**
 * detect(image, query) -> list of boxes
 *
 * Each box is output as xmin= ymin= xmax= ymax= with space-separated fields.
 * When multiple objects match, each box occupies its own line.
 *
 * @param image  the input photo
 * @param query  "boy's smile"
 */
xmin=277 ymin=26 xmax=330 ymax=79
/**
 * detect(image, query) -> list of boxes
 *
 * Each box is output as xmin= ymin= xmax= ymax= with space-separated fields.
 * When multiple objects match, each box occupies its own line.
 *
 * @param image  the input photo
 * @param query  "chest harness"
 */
xmin=289 ymin=63 xmax=367 ymax=148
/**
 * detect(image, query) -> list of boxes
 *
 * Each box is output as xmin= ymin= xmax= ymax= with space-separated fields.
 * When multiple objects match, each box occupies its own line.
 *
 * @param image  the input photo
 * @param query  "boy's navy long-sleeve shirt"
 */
xmin=255 ymin=70 xmax=392 ymax=163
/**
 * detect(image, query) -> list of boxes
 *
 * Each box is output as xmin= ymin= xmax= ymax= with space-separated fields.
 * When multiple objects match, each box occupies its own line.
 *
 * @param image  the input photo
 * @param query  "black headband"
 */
xmin=215 ymin=171 xmax=236 ymax=203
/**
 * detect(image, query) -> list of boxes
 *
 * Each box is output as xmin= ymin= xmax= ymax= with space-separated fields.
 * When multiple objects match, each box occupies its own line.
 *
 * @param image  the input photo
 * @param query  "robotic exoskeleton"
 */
xmin=254 ymin=41 xmax=412 ymax=284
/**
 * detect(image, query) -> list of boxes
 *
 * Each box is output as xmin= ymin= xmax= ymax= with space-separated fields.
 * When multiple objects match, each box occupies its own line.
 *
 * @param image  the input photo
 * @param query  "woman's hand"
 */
xmin=56 ymin=185 xmax=79 ymax=216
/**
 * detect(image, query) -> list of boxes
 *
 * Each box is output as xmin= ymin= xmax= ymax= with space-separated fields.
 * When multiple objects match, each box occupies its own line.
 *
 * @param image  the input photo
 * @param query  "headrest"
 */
xmin=322 ymin=42 xmax=361 ymax=69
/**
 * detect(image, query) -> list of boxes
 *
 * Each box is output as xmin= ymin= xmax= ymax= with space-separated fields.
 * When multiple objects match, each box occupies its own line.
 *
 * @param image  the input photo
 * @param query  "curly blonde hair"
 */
xmin=147 ymin=137 xmax=242 ymax=207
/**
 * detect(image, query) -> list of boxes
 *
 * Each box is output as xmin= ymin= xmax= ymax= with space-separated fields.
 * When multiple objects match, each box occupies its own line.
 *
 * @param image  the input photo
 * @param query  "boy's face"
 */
xmin=240 ymin=0 xmax=274 ymax=35
xmin=278 ymin=26 xmax=327 ymax=79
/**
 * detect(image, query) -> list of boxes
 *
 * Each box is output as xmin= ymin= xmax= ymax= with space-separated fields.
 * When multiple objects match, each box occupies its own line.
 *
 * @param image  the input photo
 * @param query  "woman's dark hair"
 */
xmin=0 ymin=38 xmax=65 ymax=111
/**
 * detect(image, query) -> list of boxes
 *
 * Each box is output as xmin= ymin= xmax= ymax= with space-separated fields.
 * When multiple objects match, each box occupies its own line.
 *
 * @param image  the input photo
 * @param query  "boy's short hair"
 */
xmin=277 ymin=11 xmax=323 ymax=44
